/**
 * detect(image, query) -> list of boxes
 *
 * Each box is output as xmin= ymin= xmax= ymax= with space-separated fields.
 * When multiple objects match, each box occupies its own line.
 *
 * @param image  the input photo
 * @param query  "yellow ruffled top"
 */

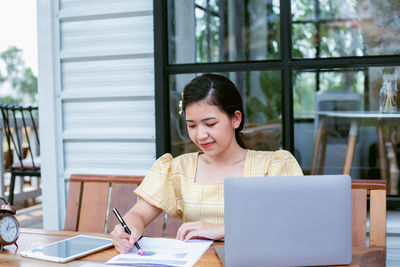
xmin=134 ymin=150 xmax=303 ymax=224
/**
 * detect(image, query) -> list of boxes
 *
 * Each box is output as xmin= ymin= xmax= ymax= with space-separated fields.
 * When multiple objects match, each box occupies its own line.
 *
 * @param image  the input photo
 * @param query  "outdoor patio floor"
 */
xmin=15 ymin=203 xmax=43 ymax=229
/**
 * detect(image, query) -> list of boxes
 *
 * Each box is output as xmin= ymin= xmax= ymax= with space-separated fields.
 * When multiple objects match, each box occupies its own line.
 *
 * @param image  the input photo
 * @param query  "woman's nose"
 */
xmin=197 ymin=126 xmax=208 ymax=139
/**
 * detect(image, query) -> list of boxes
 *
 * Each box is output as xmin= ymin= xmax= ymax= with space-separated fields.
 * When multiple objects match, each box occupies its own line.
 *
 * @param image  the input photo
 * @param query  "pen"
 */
xmin=112 ymin=208 xmax=143 ymax=254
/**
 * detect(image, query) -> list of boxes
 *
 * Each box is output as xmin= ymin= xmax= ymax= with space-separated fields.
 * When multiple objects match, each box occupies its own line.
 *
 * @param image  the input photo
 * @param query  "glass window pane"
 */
xmin=170 ymin=71 xmax=282 ymax=156
xmin=292 ymin=0 xmax=400 ymax=58
xmin=294 ymin=66 xmax=400 ymax=195
xmin=292 ymin=23 xmax=317 ymax=58
xmin=292 ymin=0 xmax=316 ymax=21
xmin=168 ymin=0 xmax=280 ymax=64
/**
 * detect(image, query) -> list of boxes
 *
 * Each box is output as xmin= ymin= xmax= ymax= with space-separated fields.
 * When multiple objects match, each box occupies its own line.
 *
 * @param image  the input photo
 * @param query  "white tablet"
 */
xmin=19 ymin=235 xmax=113 ymax=263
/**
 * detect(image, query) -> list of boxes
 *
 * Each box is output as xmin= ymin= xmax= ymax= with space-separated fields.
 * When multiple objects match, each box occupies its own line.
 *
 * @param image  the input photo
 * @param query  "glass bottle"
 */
xmin=379 ymin=68 xmax=398 ymax=113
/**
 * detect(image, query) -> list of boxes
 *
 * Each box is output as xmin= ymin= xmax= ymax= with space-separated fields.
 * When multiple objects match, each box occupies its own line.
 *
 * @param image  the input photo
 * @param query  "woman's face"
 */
xmin=185 ymin=100 xmax=241 ymax=156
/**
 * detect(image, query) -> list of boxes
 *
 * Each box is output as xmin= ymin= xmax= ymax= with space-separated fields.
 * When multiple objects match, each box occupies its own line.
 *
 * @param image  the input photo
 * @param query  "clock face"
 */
xmin=0 ymin=215 xmax=19 ymax=243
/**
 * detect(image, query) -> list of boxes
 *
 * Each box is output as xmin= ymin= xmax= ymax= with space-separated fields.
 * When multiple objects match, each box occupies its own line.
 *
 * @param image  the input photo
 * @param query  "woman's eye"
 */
xmin=207 ymin=123 xmax=216 ymax=127
xmin=188 ymin=125 xmax=196 ymax=128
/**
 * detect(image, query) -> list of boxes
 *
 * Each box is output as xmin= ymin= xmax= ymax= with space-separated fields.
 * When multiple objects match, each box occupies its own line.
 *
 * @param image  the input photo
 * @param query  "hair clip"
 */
xmin=178 ymin=92 xmax=183 ymax=115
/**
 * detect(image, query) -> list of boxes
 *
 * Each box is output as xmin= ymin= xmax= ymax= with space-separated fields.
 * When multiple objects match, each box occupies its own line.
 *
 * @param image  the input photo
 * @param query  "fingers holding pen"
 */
xmin=128 ymin=227 xmax=142 ymax=246
xmin=111 ymin=208 xmax=143 ymax=253
xmin=111 ymin=225 xmax=134 ymax=253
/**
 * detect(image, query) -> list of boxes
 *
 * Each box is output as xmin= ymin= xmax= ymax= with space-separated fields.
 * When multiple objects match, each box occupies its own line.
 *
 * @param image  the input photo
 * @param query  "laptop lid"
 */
xmin=224 ymin=175 xmax=352 ymax=267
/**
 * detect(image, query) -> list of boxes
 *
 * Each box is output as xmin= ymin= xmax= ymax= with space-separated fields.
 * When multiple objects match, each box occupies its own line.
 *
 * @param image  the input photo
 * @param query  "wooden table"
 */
xmin=0 ymin=229 xmax=385 ymax=266
xmin=311 ymin=111 xmax=400 ymax=182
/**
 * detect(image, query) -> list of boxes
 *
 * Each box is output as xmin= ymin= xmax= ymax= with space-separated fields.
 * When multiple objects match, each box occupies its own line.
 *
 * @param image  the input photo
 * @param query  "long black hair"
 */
xmin=182 ymin=74 xmax=246 ymax=148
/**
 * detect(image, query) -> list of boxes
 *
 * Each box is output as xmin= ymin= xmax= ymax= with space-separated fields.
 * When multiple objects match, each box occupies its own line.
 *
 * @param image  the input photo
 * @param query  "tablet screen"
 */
xmin=20 ymin=235 xmax=113 ymax=262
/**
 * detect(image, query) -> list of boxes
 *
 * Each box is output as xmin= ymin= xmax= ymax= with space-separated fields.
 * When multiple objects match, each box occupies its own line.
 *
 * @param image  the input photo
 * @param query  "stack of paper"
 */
xmin=106 ymin=237 xmax=213 ymax=267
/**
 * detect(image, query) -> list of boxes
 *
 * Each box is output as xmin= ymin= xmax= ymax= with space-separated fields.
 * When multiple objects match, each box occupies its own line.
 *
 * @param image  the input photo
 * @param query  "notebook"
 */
xmin=222 ymin=175 xmax=352 ymax=267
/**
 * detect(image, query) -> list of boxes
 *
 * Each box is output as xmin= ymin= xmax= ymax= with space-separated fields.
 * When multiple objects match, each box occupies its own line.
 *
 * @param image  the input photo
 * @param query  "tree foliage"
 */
xmin=0 ymin=46 xmax=37 ymax=105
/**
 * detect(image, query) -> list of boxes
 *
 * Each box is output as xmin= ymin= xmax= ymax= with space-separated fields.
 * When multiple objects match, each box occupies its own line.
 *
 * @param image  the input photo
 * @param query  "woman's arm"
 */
xmin=111 ymin=199 xmax=162 ymax=253
xmin=176 ymin=221 xmax=224 ymax=241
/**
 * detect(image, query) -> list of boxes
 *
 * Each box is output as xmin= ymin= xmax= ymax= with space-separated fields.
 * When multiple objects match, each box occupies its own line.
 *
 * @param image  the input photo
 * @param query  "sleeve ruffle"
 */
xmin=268 ymin=150 xmax=303 ymax=176
xmin=134 ymin=153 xmax=181 ymax=218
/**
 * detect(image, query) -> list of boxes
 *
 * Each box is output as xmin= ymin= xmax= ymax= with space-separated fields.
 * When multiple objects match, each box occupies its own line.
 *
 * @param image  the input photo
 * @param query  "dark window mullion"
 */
xmin=167 ymin=60 xmax=284 ymax=74
xmin=167 ymin=56 xmax=400 ymax=75
xmin=281 ymin=0 xmax=294 ymax=153
xmin=313 ymin=0 xmax=321 ymax=91
xmin=290 ymin=55 xmax=400 ymax=69
xmin=154 ymin=0 xmax=170 ymax=157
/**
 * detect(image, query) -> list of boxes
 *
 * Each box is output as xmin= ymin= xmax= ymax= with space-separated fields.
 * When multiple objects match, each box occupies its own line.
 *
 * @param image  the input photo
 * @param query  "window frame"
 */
xmin=153 ymin=0 xmax=400 ymax=207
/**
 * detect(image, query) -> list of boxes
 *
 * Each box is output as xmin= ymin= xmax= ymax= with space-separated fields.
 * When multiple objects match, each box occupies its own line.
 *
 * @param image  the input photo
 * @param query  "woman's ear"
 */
xmin=232 ymin=110 xmax=242 ymax=129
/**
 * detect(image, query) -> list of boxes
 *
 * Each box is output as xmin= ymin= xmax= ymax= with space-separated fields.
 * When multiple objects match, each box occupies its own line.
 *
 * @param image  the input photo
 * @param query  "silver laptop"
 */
xmin=222 ymin=175 xmax=352 ymax=267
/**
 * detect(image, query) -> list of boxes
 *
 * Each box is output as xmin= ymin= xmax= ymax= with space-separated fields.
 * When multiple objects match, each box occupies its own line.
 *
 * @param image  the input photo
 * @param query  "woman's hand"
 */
xmin=110 ymin=200 xmax=162 ymax=253
xmin=176 ymin=221 xmax=224 ymax=241
xmin=110 ymin=224 xmax=142 ymax=254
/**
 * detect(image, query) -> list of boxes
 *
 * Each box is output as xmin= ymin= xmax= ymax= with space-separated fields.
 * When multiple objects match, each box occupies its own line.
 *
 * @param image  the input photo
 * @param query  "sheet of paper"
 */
xmin=106 ymin=237 xmax=212 ymax=267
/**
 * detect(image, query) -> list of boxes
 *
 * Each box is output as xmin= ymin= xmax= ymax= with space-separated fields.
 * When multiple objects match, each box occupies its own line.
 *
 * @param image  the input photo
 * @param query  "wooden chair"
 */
xmin=351 ymin=179 xmax=386 ymax=266
xmin=64 ymin=174 xmax=182 ymax=237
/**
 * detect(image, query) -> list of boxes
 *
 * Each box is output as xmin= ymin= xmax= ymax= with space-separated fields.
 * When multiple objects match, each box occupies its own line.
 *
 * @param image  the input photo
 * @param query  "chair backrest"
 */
xmin=0 ymin=104 xmax=40 ymax=172
xmin=65 ymin=175 xmax=386 ymax=246
xmin=315 ymin=90 xmax=362 ymax=141
xmin=316 ymin=90 xmax=362 ymax=112
xmin=64 ymin=174 xmax=182 ymax=237
xmin=352 ymin=180 xmax=386 ymax=249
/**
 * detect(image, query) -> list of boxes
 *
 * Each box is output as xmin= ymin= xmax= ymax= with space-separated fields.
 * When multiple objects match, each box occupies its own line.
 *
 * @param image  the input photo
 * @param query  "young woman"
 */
xmin=111 ymin=74 xmax=303 ymax=253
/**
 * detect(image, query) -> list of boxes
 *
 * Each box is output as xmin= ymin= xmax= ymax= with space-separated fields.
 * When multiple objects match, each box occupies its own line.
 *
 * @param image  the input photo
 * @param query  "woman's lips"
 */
xmin=200 ymin=142 xmax=214 ymax=149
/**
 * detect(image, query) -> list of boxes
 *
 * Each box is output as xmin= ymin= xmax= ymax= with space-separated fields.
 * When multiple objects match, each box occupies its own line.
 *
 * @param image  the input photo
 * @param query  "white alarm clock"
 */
xmin=0 ymin=197 xmax=19 ymax=250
